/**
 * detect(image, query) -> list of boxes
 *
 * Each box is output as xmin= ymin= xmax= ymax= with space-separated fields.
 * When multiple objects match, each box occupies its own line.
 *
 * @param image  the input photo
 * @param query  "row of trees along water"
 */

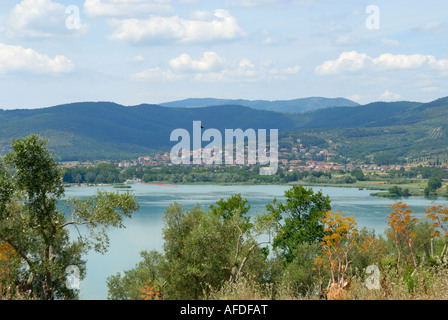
xmin=63 ymin=164 xmax=448 ymax=197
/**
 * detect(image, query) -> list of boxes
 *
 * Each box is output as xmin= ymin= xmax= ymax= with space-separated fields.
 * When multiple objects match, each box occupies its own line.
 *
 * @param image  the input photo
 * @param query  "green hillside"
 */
xmin=0 ymin=97 xmax=447 ymax=163
xmin=0 ymin=102 xmax=297 ymax=161
xmin=159 ymin=97 xmax=359 ymax=113
xmin=281 ymin=97 xmax=448 ymax=164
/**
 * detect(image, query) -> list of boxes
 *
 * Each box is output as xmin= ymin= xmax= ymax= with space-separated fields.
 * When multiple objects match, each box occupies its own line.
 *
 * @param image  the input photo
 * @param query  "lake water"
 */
xmin=61 ymin=183 xmax=448 ymax=300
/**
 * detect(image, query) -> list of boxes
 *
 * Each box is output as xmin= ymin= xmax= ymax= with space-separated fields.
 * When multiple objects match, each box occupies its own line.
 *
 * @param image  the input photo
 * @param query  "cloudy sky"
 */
xmin=0 ymin=0 xmax=447 ymax=109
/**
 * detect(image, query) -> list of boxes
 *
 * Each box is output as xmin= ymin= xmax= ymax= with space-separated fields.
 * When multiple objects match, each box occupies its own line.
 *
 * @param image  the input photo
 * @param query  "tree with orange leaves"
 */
xmin=387 ymin=202 xmax=419 ymax=272
xmin=387 ymin=201 xmax=427 ymax=293
xmin=319 ymin=210 xmax=359 ymax=288
xmin=425 ymin=203 xmax=448 ymax=265
xmin=425 ymin=203 xmax=448 ymax=238
xmin=139 ymin=283 xmax=164 ymax=300
xmin=0 ymin=242 xmax=17 ymax=298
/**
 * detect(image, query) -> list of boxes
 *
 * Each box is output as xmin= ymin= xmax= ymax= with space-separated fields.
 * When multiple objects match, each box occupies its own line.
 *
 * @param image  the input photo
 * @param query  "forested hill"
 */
xmin=0 ymin=102 xmax=298 ymax=161
xmin=289 ymin=100 xmax=423 ymax=128
xmin=290 ymin=97 xmax=448 ymax=129
xmin=159 ymin=97 xmax=359 ymax=113
xmin=0 ymin=96 xmax=447 ymax=162
xmin=288 ymin=97 xmax=448 ymax=164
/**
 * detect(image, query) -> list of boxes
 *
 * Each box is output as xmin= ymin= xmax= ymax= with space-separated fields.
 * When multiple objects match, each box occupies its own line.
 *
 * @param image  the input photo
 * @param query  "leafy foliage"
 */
xmin=209 ymin=193 xmax=252 ymax=231
xmin=424 ymin=175 xmax=442 ymax=195
xmin=0 ymin=134 xmax=140 ymax=300
xmin=107 ymin=194 xmax=272 ymax=300
xmin=319 ymin=210 xmax=359 ymax=287
xmin=105 ymin=188 xmax=448 ymax=300
xmin=266 ymin=185 xmax=331 ymax=262
xmin=106 ymin=250 xmax=165 ymax=300
xmin=63 ymin=163 xmax=123 ymax=184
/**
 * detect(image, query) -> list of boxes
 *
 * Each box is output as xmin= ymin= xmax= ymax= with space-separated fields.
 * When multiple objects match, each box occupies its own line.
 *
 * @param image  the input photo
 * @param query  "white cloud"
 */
xmin=108 ymin=9 xmax=245 ymax=44
xmin=0 ymin=43 xmax=74 ymax=74
xmin=315 ymin=51 xmax=448 ymax=75
xmin=315 ymin=51 xmax=371 ymax=75
xmin=132 ymin=51 xmax=300 ymax=83
xmin=188 ymin=9 xmax=214 ymax=21
xmin=345 ymin=94 xmax=364 ymax=103
xmin=234 ymin=58 xmax=257 ymax=76
xmin=169 ymin=52 xmax=226 ymax=72
xmin=178 ymin=0 xmax=200 ymax=4
xmin=192 ymin=59 xmax=259 ymax=82
xmin=131 ymin=67 xmax=184 ymax=82
xmin=380 ymin=90 xmax=401 ymax=101
xmin=374 ymin=53 xmax=434 ymax=70
xmin=84 ymin=0 xmax=172 ymax=17
xmin=7 ymin=0 xmax=87 ymax=38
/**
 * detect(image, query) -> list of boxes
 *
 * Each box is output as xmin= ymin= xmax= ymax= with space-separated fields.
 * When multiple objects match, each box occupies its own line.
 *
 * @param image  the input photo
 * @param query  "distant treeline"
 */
xmin=62 ymin=165 xmax=295 ymax=184
xmin=62 ymin=163 xmax=123 ymax=184
xmin=61 ymin=160 xmax=448 ymax=186
xmin=389 ymin=165 xmax=448 ymax=179
xmin=62 ymin=164 xmax=373 ymax=185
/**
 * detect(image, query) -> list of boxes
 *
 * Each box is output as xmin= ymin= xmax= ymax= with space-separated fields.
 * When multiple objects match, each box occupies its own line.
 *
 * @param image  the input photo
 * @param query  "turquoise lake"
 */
xmin=61 ymin=183 xmax=448 ymax=300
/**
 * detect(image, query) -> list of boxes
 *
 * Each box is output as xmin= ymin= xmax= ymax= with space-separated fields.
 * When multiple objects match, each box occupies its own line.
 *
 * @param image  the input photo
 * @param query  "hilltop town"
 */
xmin=110 ymin=144 xmax=447 ymax=175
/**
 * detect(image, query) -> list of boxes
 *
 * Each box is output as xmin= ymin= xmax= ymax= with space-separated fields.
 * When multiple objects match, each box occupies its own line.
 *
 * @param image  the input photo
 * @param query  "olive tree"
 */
xmin=0 ymin=134 xmax=139 ymax=300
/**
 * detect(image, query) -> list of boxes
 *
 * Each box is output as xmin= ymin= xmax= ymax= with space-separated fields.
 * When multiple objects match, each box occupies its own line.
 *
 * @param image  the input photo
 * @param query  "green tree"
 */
xmin=209 ymin=193 xmax=252 ymax=231
xmin=266 ymin=185 xmax=331 ymax=262
xmin=107 ymin=195 xmax=271 ymax=300
xmin=160 ymin=203 xmax=230 ymax=299
xmin=0 ymin=134 xmax=139 ymax=300
xmin=374 ymin=151 xmax=399 ymax=166
xmin=350 ymin=168 xmax=366 ymax=181
xmin=425 ymin=175 xmax=442 ymax=196
xmin=388 ymin=186 xmax=410 ymax=197
xmin=106 ymin=250 xmax=165 ymax=300
xmin=161 ymin=202 xmax=268 ymax=299
xmin=270 ymin=242 xmax=322 ymax=297
xmin=85 ymin=171 xmax=96 ymax=184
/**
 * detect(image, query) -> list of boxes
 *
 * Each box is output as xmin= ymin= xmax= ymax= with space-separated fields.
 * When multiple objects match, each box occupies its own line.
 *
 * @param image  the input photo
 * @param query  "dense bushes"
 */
xmin=105 ymin=186 xmax=448 ymax=300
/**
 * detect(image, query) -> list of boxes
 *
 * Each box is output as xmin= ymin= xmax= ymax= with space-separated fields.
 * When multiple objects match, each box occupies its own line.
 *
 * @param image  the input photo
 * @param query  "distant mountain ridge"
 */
xmin=159 ymin=97 xmax=360 ymax=113
xmin=0 ymin=96 xmax=447 ymax=162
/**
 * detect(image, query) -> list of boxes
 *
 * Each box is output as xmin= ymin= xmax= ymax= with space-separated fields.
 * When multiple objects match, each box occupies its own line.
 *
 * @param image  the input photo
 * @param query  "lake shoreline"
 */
xmin=64 ymin=181 xmax=420 ymax=192
xmin=64 ymin=179 xmax=448 ymax=201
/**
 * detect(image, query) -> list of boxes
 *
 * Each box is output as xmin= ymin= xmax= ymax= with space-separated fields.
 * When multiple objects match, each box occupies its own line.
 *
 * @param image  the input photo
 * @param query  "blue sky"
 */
xmin=0 ymin=0 xmax=447 ymax=109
